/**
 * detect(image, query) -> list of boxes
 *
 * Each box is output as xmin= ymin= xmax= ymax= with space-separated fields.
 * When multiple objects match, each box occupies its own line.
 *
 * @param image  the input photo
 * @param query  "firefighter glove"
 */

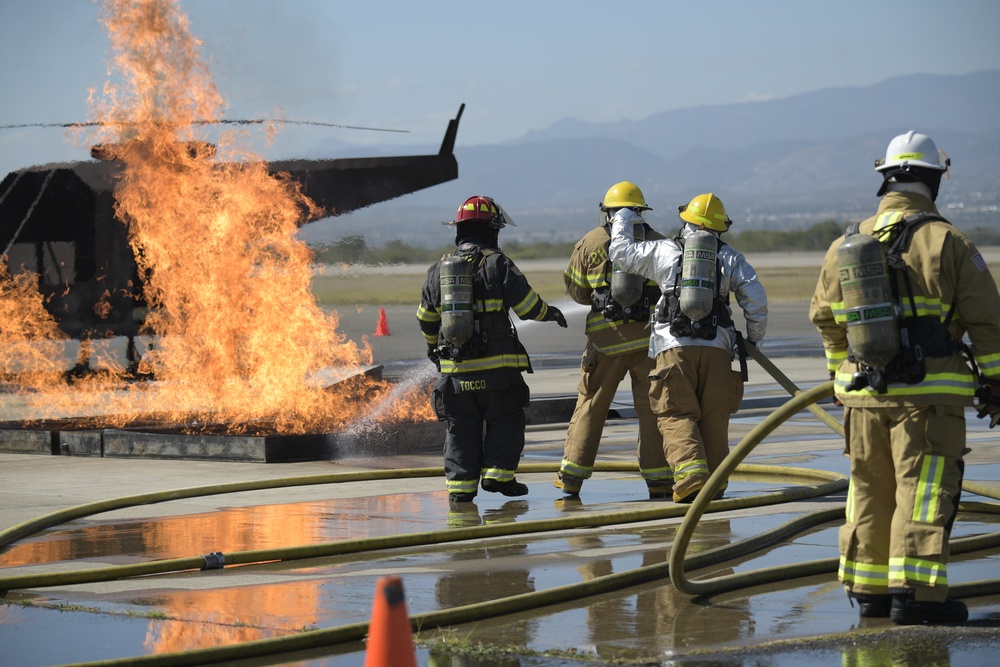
xmin=613 ymin=207 xmax=641 ymax=228
xmin=427 ymin=344 xmax=441 ymax=370
xmin=546 ymin=306 xmax=568 ymax=328
xmin=974 ymin=376 xmax=1000 ymax=428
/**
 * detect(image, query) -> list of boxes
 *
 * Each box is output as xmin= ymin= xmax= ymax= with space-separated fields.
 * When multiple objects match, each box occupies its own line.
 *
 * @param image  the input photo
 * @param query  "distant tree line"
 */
xmin=964 ymin=226 xmax=1000 ymax=247
xmin=727 ymin=220 xmax=843 ymax=253
xmin=310 ymin=236 xmax=577 ymax=264
xmin=311 ymin=220 xmax=1000 ymax=265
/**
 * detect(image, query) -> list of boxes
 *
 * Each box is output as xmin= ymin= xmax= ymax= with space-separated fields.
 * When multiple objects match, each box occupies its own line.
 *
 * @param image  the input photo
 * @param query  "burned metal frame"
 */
xmin=0 ymin=104 xmax=464 ymax=343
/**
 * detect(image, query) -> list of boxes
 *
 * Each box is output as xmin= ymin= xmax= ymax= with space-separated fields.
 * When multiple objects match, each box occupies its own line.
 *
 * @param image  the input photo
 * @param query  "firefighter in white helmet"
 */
xmin=608 ymin=192 xmax=767 ymax=503
xmin=810 ymin=131 xmax=1000 ymax=624
xmin=417 ymin=196 xmax=567 ymax=507
xmin=554 ymin=182 xmax=672 ymax=499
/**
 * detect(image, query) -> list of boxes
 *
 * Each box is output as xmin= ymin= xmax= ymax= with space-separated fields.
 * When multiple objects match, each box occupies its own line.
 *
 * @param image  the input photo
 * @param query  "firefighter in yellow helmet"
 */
xmin=554 ymin=182 xmax=672 ymax=499
xmin=417 ymin=196 xmax=567 ymax=507
xmin=608 ymin=192 xmax=767 ymax=503
xmin=810 ymin=131 xmax=1000 ymax=624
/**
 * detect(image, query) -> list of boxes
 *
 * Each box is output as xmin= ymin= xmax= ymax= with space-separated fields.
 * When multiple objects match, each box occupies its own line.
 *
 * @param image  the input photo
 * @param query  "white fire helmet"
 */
xmin=875 ymin=131 xmax=950 ymax=174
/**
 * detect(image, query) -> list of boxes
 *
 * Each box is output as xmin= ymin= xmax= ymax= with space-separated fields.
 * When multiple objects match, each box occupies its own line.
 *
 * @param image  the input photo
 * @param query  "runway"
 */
xmin=3 ymin=283 xmax=1000 ymax=666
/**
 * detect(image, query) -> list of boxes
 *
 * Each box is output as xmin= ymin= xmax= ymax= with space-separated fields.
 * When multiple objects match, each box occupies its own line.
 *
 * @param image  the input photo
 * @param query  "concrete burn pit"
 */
xmin=0 ymin=413 xmax=451 ymax=463
xmin=0 ymin=383 xmax=576 ymax=463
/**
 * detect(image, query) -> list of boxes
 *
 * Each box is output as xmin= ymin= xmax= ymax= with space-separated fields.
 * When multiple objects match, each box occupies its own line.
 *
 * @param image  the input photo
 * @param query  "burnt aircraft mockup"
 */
xmin=0 ymin=105 xmax=463 ymax=341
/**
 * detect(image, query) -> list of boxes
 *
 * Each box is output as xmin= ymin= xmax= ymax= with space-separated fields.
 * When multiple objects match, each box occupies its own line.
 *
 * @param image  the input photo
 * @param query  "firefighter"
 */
xmin=810 ymin=131 xmax=1000 ymax=624
xmin=554 ymin=182 xmax=672 ymax=499
xmin=608 ymin=193 xmax=767 ymax=503
xmin=417 ymin=195 xmax=568 ymax=506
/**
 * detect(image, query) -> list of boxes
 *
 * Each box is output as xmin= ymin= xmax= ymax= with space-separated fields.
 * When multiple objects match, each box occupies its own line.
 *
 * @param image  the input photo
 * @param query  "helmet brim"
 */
xmin=599 ymin=204 xmax=652 ymax=212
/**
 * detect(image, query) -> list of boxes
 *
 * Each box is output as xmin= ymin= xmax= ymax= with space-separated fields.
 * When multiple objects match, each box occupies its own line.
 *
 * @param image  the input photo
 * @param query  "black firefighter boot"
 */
xmin=482 ymin=478 xmax=528 ymax=497
xmin=890 ymin=590 xmax=968 ymax=625
xmin=848 ymin=591 xmax=892 ymax=618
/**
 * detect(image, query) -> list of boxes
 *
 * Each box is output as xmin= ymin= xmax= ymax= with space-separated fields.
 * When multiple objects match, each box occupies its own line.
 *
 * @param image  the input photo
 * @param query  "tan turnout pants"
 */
xmin=648 ymin=345 xmax=744 ymax=500
xmin=561 ymin=342 xmax=669 ymax=485
xmin=839 ymin=404 xmax=966 ymax=602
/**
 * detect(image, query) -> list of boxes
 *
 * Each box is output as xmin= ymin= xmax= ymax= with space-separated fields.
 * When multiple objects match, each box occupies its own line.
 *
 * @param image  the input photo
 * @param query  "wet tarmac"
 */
xmin=3 ymin=312 xmax=1000 ymax=666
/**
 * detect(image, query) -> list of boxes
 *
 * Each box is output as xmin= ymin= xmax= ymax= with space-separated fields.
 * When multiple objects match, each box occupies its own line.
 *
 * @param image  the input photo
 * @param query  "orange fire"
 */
xmin=0 ymin=265 xmax=67 ymax=392
xmin=0 ymin=0 xmax=433 ymax=431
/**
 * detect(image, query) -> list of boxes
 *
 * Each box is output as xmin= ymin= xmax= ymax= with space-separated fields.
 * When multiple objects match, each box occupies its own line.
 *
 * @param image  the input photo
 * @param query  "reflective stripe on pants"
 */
xmin=838 ymin=404 xmax=965 ymax=602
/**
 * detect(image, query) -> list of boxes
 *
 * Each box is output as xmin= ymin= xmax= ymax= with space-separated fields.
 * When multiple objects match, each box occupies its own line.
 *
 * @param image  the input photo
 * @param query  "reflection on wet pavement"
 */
xmin=3 ymin=431 xmax=999 ymax=666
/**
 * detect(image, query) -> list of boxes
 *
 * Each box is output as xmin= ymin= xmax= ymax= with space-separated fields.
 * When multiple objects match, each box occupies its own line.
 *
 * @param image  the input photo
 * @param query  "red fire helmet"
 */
xmin=447 ymin=195 xmax=512 ymax=228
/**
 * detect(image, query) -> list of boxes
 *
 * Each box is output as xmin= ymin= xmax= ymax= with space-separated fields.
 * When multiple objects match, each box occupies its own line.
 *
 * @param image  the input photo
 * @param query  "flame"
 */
xmin=0 ymin=0 xmax=432 ymax=432
xmin=0 ymin=265 xmax=67 ymax=391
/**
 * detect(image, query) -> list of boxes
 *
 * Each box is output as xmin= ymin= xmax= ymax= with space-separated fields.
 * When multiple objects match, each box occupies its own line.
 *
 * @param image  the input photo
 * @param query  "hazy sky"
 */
xmin=2 ymin=0 xmax=999 ymax=175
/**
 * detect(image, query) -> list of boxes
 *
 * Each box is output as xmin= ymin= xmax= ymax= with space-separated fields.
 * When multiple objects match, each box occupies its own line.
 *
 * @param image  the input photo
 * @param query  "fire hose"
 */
xmin=2 ymin=462 xmax=855 ymax=667
xmin=667 ymin=382 xmax=1000 ymax=597
xmin=2 ymin=355 xmax=999 ymax=667
xmin=0 ymin=462 xmax=845 ymax=591
xmin=5 ymin=455 xmax=998 ymax=667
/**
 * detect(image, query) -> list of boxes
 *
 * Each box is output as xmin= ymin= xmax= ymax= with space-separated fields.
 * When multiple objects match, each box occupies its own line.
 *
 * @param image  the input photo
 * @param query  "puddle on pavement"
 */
xmin=0 ymin=464 xmax=856 ymax=569
xmin=3 ymin=469 xmax=999 ymax=667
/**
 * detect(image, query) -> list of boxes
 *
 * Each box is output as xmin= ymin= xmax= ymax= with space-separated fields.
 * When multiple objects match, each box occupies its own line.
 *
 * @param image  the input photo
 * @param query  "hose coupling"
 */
xmin=201 ymin=551 xmax=226 ymax=570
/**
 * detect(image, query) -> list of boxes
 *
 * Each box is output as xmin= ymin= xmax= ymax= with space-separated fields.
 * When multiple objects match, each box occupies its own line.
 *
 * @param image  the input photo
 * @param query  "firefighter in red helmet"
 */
xmin=417 ymin=196 xmax=567 ymax=507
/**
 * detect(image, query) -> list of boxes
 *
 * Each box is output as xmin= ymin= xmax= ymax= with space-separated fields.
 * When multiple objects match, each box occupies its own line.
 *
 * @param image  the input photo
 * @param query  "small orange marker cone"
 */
xmin=374 ymin=307 xmax=391 ymax=336
xmin=364 ymin=575 xmax=417 ymax=667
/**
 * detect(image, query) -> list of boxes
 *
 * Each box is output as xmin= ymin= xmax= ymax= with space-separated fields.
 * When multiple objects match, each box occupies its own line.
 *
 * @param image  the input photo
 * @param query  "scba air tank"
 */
xmin=837 ymin=232 xmax=899 ymax=369
xmin=679 ymin=230 xmax=717 ymax=320
xmin=439 ymin=255 xmax=475 ymax=348
xmin=610 ymin=222 xmax=646 ymax=307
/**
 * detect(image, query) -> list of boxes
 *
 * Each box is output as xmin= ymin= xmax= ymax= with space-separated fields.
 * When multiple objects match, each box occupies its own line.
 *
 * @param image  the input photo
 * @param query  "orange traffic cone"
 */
xmin=374 ymin=307 xmax=391 ymax=336
xmin=364 ymin=576 xmax=417 ymax=667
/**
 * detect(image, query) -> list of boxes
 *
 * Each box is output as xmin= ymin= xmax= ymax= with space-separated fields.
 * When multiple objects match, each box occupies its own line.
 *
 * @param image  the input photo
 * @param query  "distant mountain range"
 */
xmin=298 ymin=71 xmax=1000 ymax=248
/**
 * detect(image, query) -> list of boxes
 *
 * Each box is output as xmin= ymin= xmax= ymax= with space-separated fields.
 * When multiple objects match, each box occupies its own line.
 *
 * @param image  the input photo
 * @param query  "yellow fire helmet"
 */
xmin=600 ymin=181 xmax=651 ymax=212
xmin=678 ymin=192 xmax=732 ymax=232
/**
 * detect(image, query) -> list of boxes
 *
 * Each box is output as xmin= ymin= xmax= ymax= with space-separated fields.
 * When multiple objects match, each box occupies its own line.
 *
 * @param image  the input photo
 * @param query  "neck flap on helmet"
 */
xmin=456 ymin=222 xmax=499 ymax=250
xmin=877 ymin=166 xmax=943 ymax=201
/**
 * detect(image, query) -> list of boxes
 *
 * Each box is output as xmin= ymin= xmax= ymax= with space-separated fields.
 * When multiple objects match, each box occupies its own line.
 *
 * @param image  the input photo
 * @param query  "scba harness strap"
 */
xmin=437 ymin=247 xmax=493 ymax=360
xmin=591 ymin=282 xmax=660 ymax=323
xmin=437 ymin=247 xmax=531 ymax=370
xmin=591 ymin=229 xmax=660 ymax=324
xmin=659 ymin=235 xmax=732 ymax=340
xmin=844 ymin=212 xmax=962 ymax=393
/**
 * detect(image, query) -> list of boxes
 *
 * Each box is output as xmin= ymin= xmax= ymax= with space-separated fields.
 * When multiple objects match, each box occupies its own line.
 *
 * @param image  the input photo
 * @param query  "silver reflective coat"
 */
xmin=608 ymin=209 xmax=768 ymax=359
